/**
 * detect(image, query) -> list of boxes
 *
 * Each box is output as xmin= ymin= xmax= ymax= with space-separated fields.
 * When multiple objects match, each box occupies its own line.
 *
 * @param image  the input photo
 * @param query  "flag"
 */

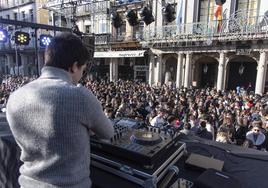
xmin=176 ymin=0 xmax=184 ymax=25
xmin=214 ymin=5 xmax=222 ymax=19
xmin=214 ymin=5 xmax=222 ymax=32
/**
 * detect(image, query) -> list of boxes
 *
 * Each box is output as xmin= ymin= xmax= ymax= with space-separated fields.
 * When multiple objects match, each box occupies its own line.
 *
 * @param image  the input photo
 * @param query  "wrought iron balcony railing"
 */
xmin=143 ymin=11 xmax=268 ymax=43
xmin=109 ymin=31 xmax=144 ymax=42
xmin=94 ymin=33 xmax=111 ymax=45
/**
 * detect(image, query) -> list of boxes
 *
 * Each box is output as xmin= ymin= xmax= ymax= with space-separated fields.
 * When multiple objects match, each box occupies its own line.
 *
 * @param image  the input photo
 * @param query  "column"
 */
xmin=6 ymin=54 xmax=15 ymax=75
xmin=184 ymin=53 xmax=192 ymax=88
xmin=217 ymin=52 xmax=226 ymax=91
xmin=176 ymin=53 xmax=183 ymax=88
xmin=148 ymin=54 xmax=155 ymax=86
xmin=109 ymin=58 xmax=118 ymax=82
xmin=181 ymin=55 xmax=186 ymax=87
xmin=20 ymin=54 xmax=28 ymax=76
xmin=154 ymin=54 xmax=163 ymax=86
xmin=255 ymin=51 xmax=267 ymax=95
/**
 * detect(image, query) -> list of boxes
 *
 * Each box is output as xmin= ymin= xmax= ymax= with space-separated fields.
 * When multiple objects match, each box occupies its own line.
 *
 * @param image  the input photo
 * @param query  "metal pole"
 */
xmin=15 ymin=44 xmax=19 ymax=76
xmin=35 ymin=28 xmax=39 ymax=76
xmin=53 ymin=13 xmax=56 ymax=36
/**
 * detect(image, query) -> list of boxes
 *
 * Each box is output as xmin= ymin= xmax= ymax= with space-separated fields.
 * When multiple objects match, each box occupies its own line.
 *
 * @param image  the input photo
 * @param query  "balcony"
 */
xmin=94 ymin=33 xmax=111 ymax=45
xmin=143 ymin=11 xmax=268 ymax=44
xmin=110 ymin=31 xmax=144 ymax=42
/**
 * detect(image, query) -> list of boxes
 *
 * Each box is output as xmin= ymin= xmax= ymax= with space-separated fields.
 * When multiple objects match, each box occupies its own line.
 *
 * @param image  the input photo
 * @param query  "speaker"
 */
xmin=195 ymin=169 xmax=242 ymax=188
xmin=215 ymin=0 xmax=226 ymax=5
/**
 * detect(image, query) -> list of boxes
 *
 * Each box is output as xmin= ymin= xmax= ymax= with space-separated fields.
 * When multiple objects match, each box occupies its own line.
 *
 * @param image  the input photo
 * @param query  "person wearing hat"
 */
xmin=246 ymin=123 xmax=266 ymax=150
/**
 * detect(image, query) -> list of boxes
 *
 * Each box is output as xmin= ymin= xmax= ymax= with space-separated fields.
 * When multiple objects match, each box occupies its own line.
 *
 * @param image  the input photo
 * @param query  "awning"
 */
xmin=94 ymin=50 xmax=146 ymax=58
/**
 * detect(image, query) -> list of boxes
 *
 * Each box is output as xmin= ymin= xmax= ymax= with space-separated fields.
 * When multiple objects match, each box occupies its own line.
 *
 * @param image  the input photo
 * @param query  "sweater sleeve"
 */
xmin=80 ymin=87 xmax=114 ymax=139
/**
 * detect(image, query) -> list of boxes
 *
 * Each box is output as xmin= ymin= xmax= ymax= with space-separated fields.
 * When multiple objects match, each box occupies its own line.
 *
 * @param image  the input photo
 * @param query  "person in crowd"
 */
xmin=218 ymin=115 xmax=235 ymax=142
xmin=246 ymin=123 xmax=266 ymax=150
xmin=201 ymin=114 xmax=215 ymax=140
xmin=233 ymin=116 xmax=248 ymax=145
xmin=180 ymin=122 xmax=194 ymax=136
xmin=262 ymin=120 xmax=268 ymax=151
xmin=163 ymin=115 xmax=181 ymax=132
xmin=242 ymin=139 xmax=254 ymax=149
xmin=150 ymin=108 xmax=167 ymax=128
xmin=196 ymin=121 xmax=213 ymax=140
xmin=216 ymin=131 xmax=231 ymax=144
xmin=6 ymin=33 xmax=114 ymax=188
xmin=104 ymin=107 xmax=114 ymax=121
xmin=189 ymin=114 xmax=199 ymax=135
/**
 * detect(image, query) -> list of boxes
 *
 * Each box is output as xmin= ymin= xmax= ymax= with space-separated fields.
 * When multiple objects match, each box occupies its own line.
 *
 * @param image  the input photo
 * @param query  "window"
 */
xmin=29 ymin=9 xmax=34 ymax=22
xmin=100 ymin=22 xmax=106 ymax=33
xmin=14 ymin=13 xmax=18 ymax=20
xmin=85 ymin=5 xmax=90 ymax=12
xmin=22 ymin=11 xmax=26 ymax=21
xmin=85 ymin=25 xmax=91 ymax=33
xmin=237 ymin=0 xmax=258 ymax=24
xmin=199 ymin=0 xmax=217 ymax=22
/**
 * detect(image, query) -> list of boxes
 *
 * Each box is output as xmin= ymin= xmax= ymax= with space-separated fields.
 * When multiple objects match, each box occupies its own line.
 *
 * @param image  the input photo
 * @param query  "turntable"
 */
xmin=130 ymin=130 xmax=162 ymax=145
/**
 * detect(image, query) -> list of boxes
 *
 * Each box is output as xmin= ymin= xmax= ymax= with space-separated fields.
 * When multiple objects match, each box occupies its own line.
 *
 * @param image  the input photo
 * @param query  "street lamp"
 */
xmin=203 ymin=64 xmax=208 ymax=74
xmin=239 ymin=63 xmax=245 ymax=75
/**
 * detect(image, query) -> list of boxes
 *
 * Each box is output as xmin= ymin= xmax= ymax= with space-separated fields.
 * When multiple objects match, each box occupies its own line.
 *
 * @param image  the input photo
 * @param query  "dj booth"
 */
xmin=90 ymin=118 xmax=186 ymax=188
xmin=1 ymin=115 xmax=268 ymax=188
xmin=89 ymin=119 xmax=268 ymax=188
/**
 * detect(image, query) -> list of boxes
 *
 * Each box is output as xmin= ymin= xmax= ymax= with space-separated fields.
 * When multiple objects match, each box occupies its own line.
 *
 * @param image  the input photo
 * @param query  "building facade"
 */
xmin=144 ymin=0 xmax=268 ymax=94
xmin=89 ymin=0 xmax=268 ymax=94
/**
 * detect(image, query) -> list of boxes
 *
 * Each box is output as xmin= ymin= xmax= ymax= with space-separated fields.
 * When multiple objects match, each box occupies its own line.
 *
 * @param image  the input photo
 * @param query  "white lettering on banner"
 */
xmin=94 ymin=50 xmax=146 ymax=58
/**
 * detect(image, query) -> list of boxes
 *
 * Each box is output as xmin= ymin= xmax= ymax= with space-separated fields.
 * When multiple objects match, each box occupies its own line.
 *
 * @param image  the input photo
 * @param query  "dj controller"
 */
xmin=91 ymin=118 xmax=185 ymax=170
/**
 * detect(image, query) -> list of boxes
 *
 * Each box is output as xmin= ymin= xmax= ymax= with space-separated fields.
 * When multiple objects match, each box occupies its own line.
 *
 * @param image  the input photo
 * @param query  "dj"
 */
xmin=6 ymin=33 xmax=114 ymax=188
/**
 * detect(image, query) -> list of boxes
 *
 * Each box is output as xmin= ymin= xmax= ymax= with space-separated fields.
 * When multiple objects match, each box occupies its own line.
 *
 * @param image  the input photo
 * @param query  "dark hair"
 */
xmin=167 ymin=115 xmax=176 ymax=124
xmin=45 ymin=32 xmax=90 ymax=71
xmin=200 ymin=121 xmax=206 ymax=128
xmin=184 ymin=123 xmax=191 ymax=130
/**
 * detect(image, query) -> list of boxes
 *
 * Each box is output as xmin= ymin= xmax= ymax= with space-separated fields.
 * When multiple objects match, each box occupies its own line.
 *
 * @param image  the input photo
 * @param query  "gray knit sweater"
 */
xmin=6 ymin=66 xmax=114 ymax=188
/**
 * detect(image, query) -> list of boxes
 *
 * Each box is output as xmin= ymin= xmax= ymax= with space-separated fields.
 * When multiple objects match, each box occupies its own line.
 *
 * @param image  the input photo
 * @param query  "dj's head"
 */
xmin=44 ymin=32 xmax=90 ymax=82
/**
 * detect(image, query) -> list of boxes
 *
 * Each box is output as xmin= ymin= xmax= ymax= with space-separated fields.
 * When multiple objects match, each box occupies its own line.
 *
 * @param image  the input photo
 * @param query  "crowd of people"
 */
xmin=2 ymin=74 xmax=268 ymax=151
xmin=0 ymin=75 xmax=35 ymax=111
